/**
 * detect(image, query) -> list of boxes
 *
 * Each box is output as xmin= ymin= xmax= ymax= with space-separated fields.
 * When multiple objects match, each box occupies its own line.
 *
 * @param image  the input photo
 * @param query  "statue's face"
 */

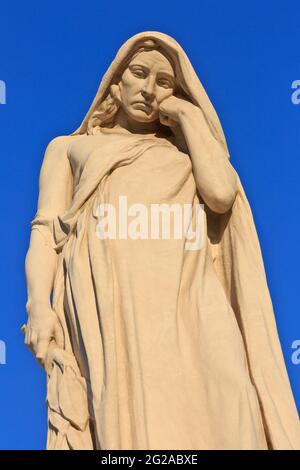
xmin=117 ymin=50 xmax=175 ymax=123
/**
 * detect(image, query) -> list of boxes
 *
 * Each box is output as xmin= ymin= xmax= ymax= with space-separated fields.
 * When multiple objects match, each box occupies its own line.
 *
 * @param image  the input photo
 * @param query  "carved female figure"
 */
xmin=24 ymin=31 xmax=300 ymax=450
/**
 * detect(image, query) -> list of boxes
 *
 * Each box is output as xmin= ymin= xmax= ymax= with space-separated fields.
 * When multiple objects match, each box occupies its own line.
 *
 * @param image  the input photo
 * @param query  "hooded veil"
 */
xmin=32 ymin=31 xmax=300 ymax=450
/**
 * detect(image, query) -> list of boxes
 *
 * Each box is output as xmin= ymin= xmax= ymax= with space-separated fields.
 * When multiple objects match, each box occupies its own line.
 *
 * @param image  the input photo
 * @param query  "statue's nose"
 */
xmin=141 ymin=78 xmax=155 ymax=102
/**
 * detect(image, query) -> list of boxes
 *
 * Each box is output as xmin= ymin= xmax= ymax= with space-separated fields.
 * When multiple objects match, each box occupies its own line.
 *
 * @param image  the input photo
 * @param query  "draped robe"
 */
xmin=31 ymin=128 xmax=300 ymax=450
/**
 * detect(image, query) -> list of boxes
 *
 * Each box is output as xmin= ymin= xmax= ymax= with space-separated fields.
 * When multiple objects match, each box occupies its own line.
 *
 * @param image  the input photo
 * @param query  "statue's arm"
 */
xmin=159 ymin=96 xmax=238 ymax=214
xmin=24 ymin=135 xmax=74 ymax=365
xmin=179 ymin=106 xmax=238 ymax=214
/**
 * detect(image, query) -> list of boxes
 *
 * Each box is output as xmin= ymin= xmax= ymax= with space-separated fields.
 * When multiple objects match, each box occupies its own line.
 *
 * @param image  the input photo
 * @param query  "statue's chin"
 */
xmin=127 ymin=106 xmax=158 ymax=123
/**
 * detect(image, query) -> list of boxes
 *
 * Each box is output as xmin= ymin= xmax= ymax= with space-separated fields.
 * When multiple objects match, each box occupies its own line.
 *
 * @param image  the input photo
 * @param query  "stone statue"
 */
xmin=23 ymin=31 xmax=300 ymax=450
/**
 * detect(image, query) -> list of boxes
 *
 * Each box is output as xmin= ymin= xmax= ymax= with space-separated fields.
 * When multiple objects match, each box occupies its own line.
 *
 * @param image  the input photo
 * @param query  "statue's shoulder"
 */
xmin=44 ymin=134 xmax=84 ymax=158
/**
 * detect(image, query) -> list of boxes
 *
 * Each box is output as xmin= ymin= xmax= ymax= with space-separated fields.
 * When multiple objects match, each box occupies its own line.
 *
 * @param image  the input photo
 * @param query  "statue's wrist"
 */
xmin=178 ymin=105 xmax=203 ymax=125
xmin=26 ymin=298 xmax=51 ymax=315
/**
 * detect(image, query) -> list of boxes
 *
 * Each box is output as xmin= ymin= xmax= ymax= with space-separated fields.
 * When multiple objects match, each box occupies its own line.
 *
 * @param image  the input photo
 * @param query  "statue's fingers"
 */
xmin=54 ymin=321 xmax=64 ymax=349
xmin=25 ymin=329 xmax=37 ymax=356
xmin=159 ymin=110 xmax=177 ymax=128
xmin=159 ymin=111 xmax=170 ymax=126
xmin=35 ymin=337 xmax=51 ymax=364
xmin=167 ymin=117 xmax=178 ymax=128
xmin=24 ymin=326 xmax=30 ymax=345
xmin=158 ymin=100 xmax=169 ymax=113
xmin=30 ymin=329 xmax=38 ymax=349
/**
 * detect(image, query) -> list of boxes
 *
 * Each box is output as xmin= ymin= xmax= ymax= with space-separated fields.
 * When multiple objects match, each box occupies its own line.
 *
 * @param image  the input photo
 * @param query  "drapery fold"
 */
xmin=30 ymin=133 xmax=300 ymax=449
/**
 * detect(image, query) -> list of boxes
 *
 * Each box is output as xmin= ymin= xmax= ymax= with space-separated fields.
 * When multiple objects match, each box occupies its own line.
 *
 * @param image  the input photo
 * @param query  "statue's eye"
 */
xmin=130 ymin=67 xmax=147 ymax=78
xmin=157 ymin=79 xmax=172 ymax=89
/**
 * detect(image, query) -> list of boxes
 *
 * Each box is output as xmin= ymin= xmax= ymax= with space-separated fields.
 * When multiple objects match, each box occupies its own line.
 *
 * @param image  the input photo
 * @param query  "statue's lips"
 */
xmin=132 ymin=101 xmax=152 ymax=113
